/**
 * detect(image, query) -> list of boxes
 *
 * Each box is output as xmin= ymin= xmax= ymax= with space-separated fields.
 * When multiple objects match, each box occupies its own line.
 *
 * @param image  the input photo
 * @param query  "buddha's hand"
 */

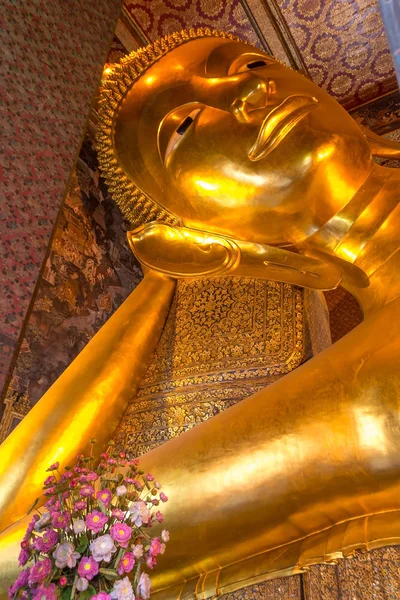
xmin=127 ymin=222 xmax=342 ymax=290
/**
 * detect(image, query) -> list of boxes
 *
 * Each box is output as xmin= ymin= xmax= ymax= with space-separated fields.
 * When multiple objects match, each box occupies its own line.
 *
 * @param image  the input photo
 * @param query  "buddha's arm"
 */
xmin=136 ymin=295 xmax=400 ymax=596
xmin=0 ymin=271 xmax=175 ymax=533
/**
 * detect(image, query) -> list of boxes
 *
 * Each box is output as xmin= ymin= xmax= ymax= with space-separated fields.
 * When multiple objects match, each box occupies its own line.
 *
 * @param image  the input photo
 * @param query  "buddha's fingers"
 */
xmin=0 ymin=272 xmax=175 ymax=533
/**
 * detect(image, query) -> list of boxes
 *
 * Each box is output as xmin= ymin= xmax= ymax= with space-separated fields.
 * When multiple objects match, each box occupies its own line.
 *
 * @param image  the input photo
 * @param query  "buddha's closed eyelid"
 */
xmin=228 ymin=54 xmax=276 ymax=76
xmin=163 ymin=107 xmax=203 ymax=166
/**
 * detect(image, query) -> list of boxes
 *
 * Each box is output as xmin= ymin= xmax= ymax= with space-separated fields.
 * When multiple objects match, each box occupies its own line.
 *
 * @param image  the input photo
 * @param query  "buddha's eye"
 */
xmin=164 ymin=108 xmax=202 ymax=164
xmin=246 ymin=60 xmax=268 ymax=69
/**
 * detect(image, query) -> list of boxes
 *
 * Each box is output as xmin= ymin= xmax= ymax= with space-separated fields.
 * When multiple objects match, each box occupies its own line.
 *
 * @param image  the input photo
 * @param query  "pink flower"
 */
xmin=44 ymin=486 xmax=56 ymax=496
xmin=53 ymin=542 xmax=80 ymax=568
xmin=18 ymin=547 xmax=30 ymax=566
xmin=160 ymin=492 xmax=168 ymax=502
xmin=86 ymin=510 xmax=108 ymax=533
xmin=78 ymin=556 xmax=99 ymax=581
xmin=80 ymin=484 xmax=95 ymax=497
xmin=146 ymin=555 xmax=156 ymax=569
xmin=161 ymin=530 xmax=170 ymax=542
xmin=156 ymin=511 xmax=163 ymax=523
xmin=59 ymin=577 xmax=67 ymax=586
xmin=137 ymin=572 xmax=151 ymax=599
xmin=28 ymin=558 xmax=52 ymax=584
xmin=110 ymin=522 xmax=132 ymax=548
xmin=44 ymin=475 xmax=56 ymax=486
xmin=76 ymin=578 xmax=89 ymax=592
xmin=89 ymin=535 xmax=117 ymax=563
xmin=74 ymin=500 xmax=86 ymax=511
xmin=146 ymin=473 xmax=154 ymax=481
xmin=32 ymin=584 xmax=57 ymax=600
xmin=24 ymin=514 xmax=39 ymax=537
xmin=51 ymin=511 xmax=69 ymax=529
xmin=35 ymin=529 xmax=58 ymax=553
xmin=96 ymin=489 xmax=112 ymax=506
xmin=117 ymin=552 xmax=135 ymax=576
xmin=129 ymin=501 xmax=150 ymax=527
xmin=62 ymin=470 xmax=73 ymax=479
xmin=155 ymin=481 xmax=161 ymax=489
xmin=149 ymin=538 xmax=165 ymax=557
xmin=107 ymin=458 xmax=117 ymax=465
xmin=112 ymin=508 xmax=125 ymax=520
xmin=113 ymin=577 xmax=135 ymax=600
xmin=92 ymin=594 xmax=111 ymax=600
xmin=86 ymin=471 xmax=98 ymax=481
xmin=132 ymin=544 xmax=143 ymax=559
xmin=8 ymin=568 xmax=29 ymax=597
xmin=45 ymin=497 xmax=56 ymax=509
xmin=47 ymin=462 xmax=59 ymax=471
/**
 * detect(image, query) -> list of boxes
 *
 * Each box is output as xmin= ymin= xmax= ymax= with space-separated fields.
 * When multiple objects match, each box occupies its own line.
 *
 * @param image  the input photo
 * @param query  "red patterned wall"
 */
xmin=0 ymin=0 xmax=123 ymax=397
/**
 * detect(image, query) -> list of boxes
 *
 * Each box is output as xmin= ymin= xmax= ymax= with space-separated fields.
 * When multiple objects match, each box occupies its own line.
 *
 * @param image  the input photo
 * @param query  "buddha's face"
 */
xmin=115 ymin=37 xmax=373 ymax=245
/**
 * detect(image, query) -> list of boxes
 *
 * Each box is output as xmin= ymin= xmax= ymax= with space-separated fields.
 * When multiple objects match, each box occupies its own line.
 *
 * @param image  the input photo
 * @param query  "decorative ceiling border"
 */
xmin=350 ymin=90 xmax=400 ymax=135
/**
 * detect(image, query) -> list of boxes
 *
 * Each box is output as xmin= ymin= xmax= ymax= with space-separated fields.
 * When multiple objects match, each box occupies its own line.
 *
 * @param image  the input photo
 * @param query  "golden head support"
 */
xmin=96 ymin=29 xmax=400 ymax=290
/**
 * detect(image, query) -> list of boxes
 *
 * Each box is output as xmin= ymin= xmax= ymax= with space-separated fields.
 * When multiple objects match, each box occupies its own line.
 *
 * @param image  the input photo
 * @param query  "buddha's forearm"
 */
xmin=139 ymin=296 xmax=400 ymax=594
xmin=0 ymin=272 xmax=175 ymax=533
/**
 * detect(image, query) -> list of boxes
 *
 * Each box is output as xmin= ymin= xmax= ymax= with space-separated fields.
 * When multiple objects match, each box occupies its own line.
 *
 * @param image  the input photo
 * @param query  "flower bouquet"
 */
xmin=9 ymin=441 xmax=169 ymax=600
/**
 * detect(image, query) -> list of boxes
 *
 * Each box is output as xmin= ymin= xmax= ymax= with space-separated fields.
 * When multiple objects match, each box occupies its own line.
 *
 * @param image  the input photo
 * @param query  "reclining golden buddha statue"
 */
xmin=2 ymin=27 xmax=400 ymax=598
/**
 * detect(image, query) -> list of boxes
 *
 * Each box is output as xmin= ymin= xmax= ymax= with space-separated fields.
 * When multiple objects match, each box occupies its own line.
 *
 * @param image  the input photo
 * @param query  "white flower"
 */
xmin=53 ymin=542 xmax=80 ymax=568
xmin=129 ymin=501 xmax=150 ymax=527
xmin=161 ymin=530 xmax=170 ymax=542
xmin=73 ymin=519 xmax=85 ymax=534
xmin=89 ymin=534 xmax=117 ymax=563
xmin=113 ymin=576 xmax=135 ymax=600
xmin=34 ymin=512 xmax=51 ymax=531
xmin=76 ymin=578 xmax=89 ymax=591
xmin=132 ymin=543 xmax=143 ymax=559
xmin=137 ymin=572 xmax=151 ymax=600
xmin=116 ymin=485 xmax=127 ymax=497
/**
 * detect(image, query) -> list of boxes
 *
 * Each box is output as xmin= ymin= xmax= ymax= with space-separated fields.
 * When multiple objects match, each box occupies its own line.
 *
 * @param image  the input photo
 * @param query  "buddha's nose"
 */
xmin=230 ymin=75 xmax=276 ymax=124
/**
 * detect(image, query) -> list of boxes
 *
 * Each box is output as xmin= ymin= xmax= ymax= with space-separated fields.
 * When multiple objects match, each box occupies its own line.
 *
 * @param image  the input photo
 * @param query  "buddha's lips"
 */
xmin=248 ymin=95 xmax=318 ymax=161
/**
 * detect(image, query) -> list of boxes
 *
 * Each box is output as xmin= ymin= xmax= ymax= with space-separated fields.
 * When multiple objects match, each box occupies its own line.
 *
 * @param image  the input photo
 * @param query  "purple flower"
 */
xmin=78 ymin=556 xmax=99 ymax=581
xmin=74 ymin=500 xmax=86 ymax=511
xmin=8 ymin=568 xmax=29 ymax=597
xmin=129 ymin=501 xmax=150 ymax=527
xmin=18 ymin=547 xmax=30 ymax=566
xmin=89 ymin=534 xmax=117 ymax=563
xmin=113 ymin=577 xmax=135 ymax=600
xmin=76 ymin=578 xmax=89 ymax=592
xmin=32 ymin=584 xmax=57 ymax=600
xmin=43 ymin=486 xmax=56 ymax=497
xmin=53 ymin=542 xmax=80 ymax=568
xmin=86 ymin=510 xmax=108 ymax=534
xmin=47 ymin=462 xmax=59 ymax=471
xmin=44 ymin=475 xmax=56 ymax=486
xmin=117 ymin=552 xmax=135 ymax=575
xmin=160 ymin=492 xmax=168 ymax=503
xmin=149 ymin=537 xmax=165 ymax=557
xmin=146 ymin=555 xmax=156 ymax=569
xmin=92 ymin=594 xmax=111 ymax=600
xmin=161 ymin=530 xmax=170 ymax=542
xmin=145 ymin=473 xmax=154 ymax=481
xmin=137 ymin=572 xmax=151 ymax=599
xmin=80 ymin=484 xmax=95 ymax=497
xmin=28 ymin=558 xmax=52 ymax=584
xmin=51 ymin=511 xmax=69 ymax=529
xmin=24 ymin=514 xmax=39 ymax=538
xmin=156 ymin=511 xmax=163 ymax=523
xmin=110 ymin=522 xmax=132 ymax=548
xmin=96 ymin=489 xmax=112 ymax=506
xmin=35 ymin=529 xmax=58 ymax=553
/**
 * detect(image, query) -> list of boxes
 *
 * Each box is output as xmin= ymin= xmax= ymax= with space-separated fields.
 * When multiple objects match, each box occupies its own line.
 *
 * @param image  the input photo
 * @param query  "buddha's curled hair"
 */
xmin=96 ymin=28 xmax=239 ymax=229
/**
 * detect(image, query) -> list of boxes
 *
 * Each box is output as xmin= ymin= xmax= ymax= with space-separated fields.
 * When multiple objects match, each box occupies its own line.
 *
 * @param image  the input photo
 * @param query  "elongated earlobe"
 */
xmin=360 ymin=124 xmax=400 ymax=159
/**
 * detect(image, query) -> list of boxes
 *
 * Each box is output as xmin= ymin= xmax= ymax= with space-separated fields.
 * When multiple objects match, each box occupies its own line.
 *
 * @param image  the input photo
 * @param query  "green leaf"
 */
xmin=79 ymin=586 xmax=96 ymax=600
xmin=76 ymin=535 xmax=89 ymax=553
xmin=99 ymin=568 xmax=119 ymax=580
xmin=61 ymin=587 xmax=73 ymax=600
xmin=26 ymin=498 xmax=39 ymax=516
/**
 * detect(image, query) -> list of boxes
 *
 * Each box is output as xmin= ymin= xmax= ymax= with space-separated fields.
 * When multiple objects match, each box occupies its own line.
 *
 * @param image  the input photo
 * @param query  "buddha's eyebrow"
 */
xmin=204 ymin=43 xmax=245 ymax=77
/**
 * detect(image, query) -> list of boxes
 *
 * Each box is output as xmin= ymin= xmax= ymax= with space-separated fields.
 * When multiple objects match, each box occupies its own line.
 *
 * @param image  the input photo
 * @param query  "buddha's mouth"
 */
xmin=248 ymin=95 xmax=318 ymax=161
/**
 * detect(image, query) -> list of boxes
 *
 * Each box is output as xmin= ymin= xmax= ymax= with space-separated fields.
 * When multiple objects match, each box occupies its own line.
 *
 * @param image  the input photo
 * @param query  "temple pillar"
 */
xmin=0 ymin=0 xmax=122 ymax=400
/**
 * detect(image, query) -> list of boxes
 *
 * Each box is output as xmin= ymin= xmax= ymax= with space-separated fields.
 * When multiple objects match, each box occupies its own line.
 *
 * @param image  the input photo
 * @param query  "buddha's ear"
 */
xmin=359 ymin=124 xmax=400 ymax=159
